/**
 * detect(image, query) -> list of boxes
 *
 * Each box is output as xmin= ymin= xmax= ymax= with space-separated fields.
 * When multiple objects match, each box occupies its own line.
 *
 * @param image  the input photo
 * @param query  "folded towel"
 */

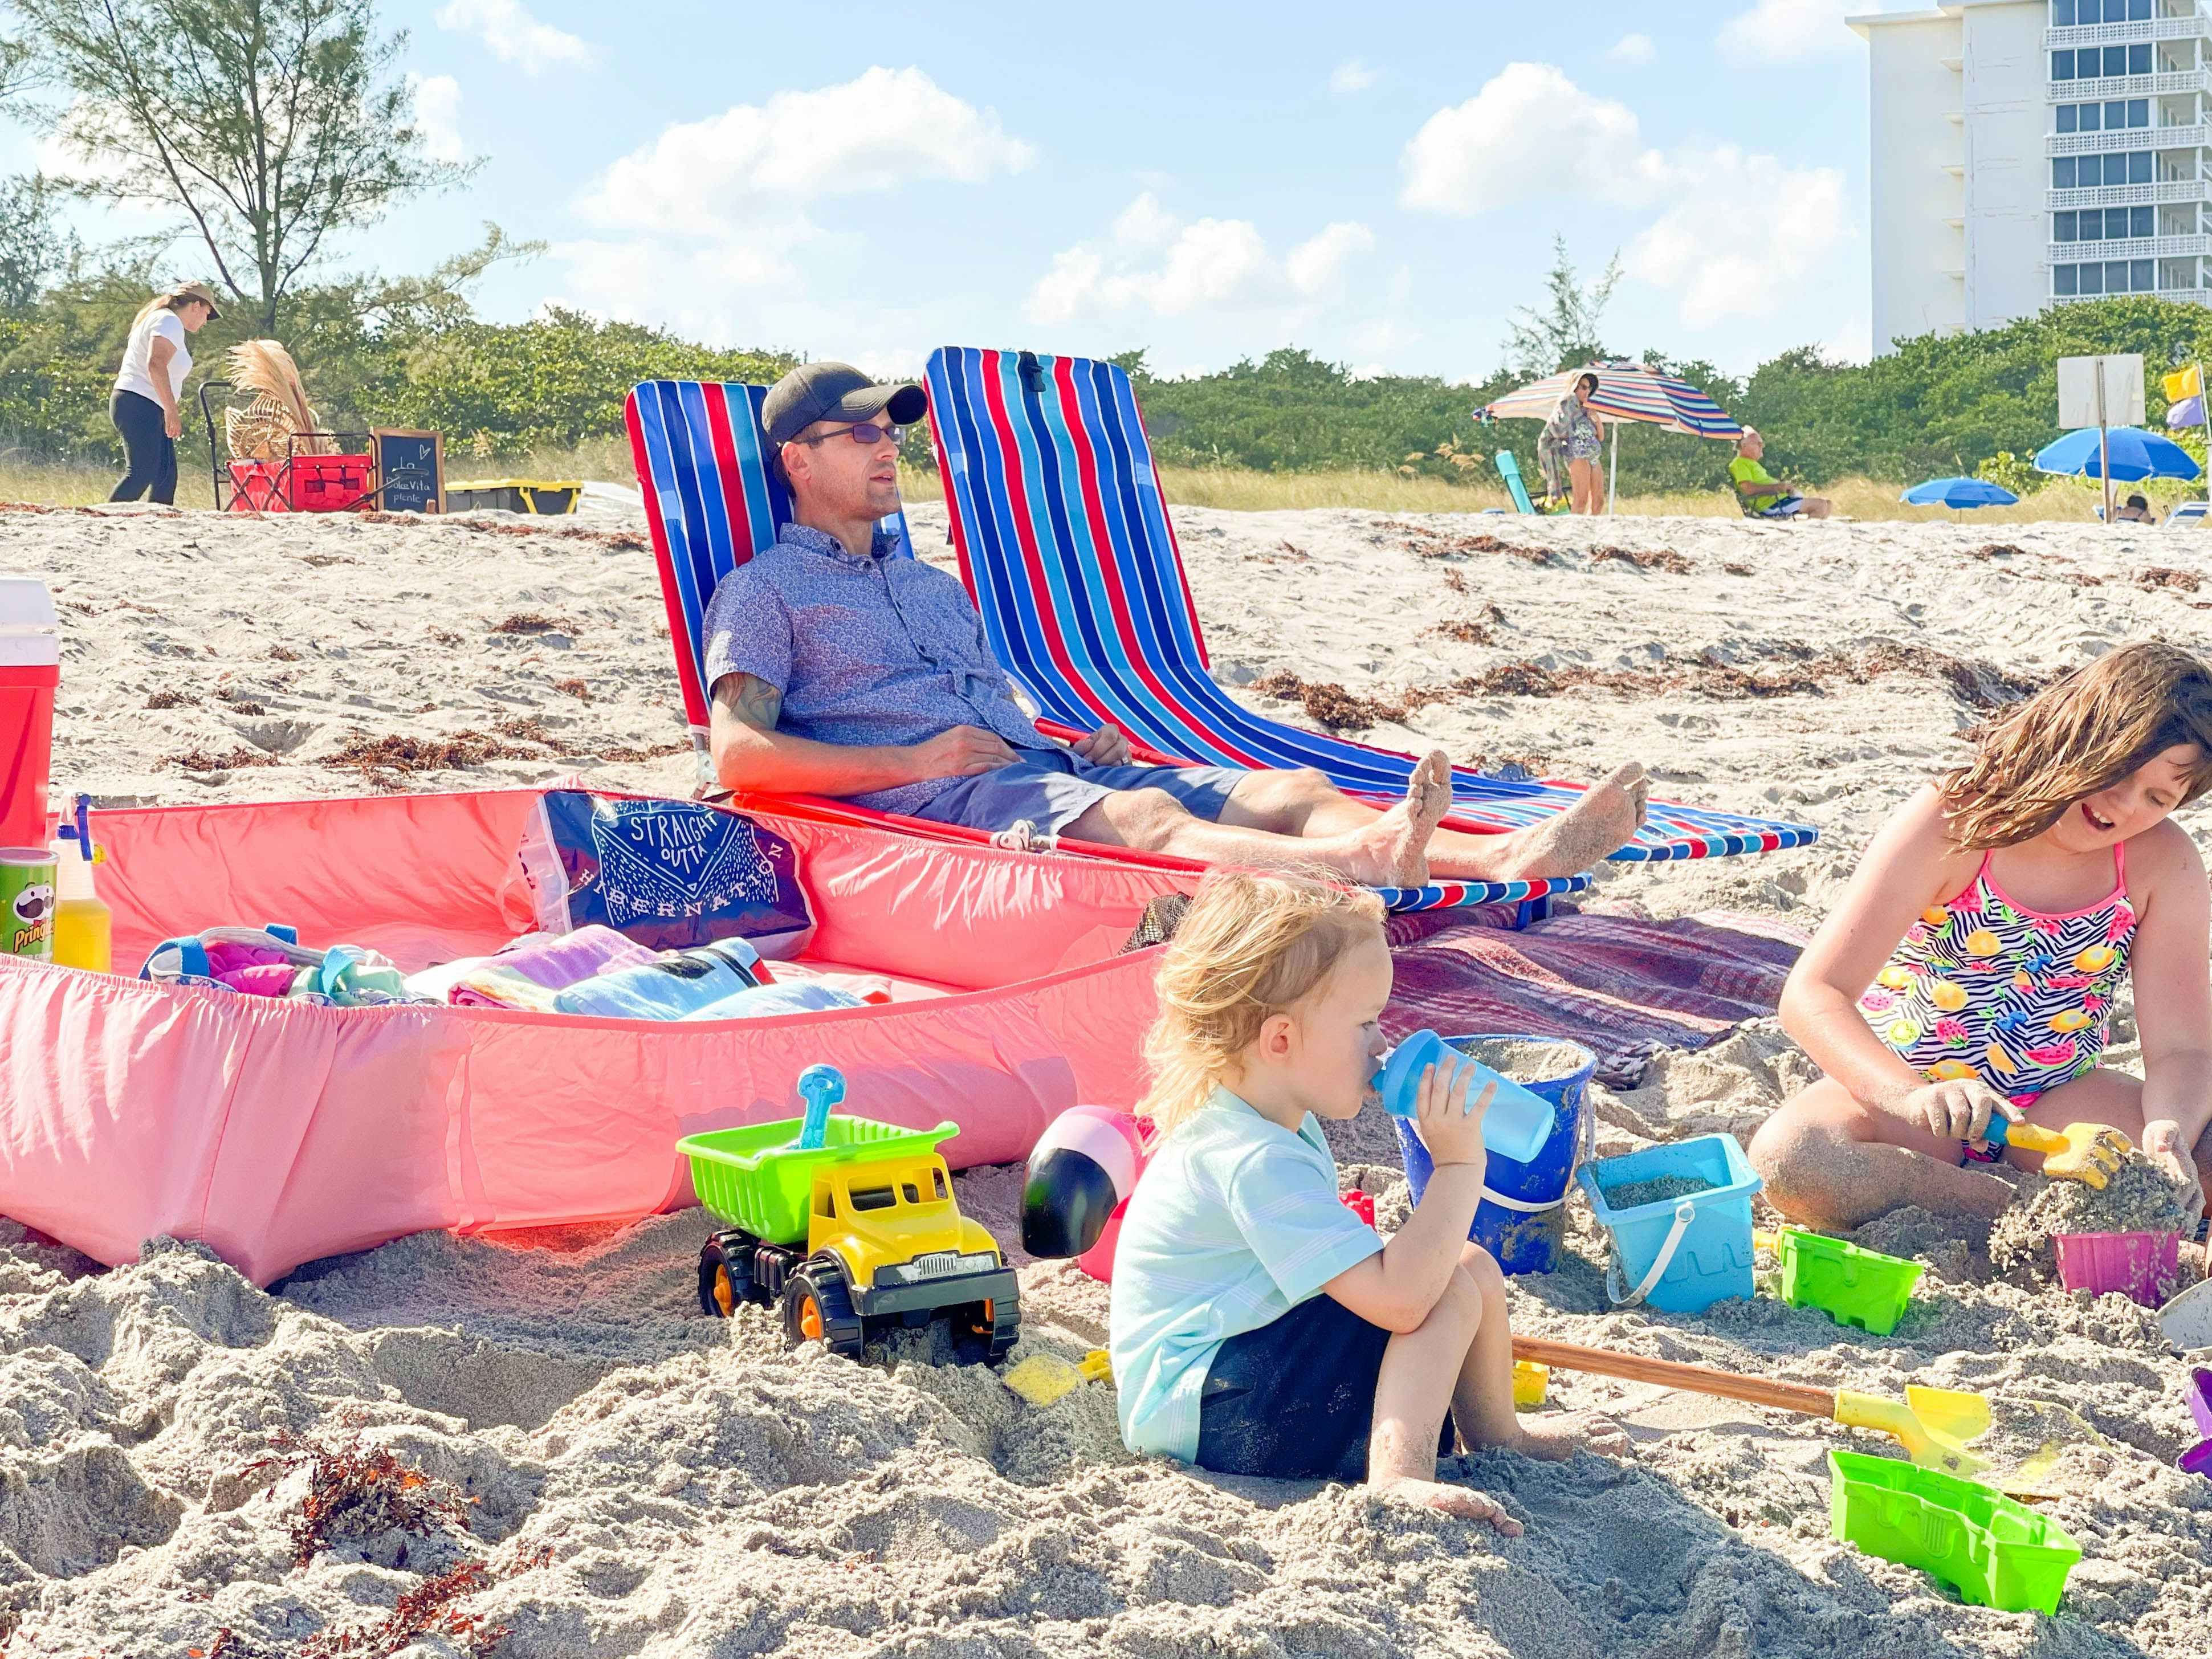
xmin=449 ymin=924 xmax=661 ymax=1010
xmin=680 ymin=981 xmax=865 ymax=1022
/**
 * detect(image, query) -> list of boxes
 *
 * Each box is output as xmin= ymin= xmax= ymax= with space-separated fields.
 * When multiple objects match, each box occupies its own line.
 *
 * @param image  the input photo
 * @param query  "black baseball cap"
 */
xmin=763 ymin=362 xmax=928 ymax=449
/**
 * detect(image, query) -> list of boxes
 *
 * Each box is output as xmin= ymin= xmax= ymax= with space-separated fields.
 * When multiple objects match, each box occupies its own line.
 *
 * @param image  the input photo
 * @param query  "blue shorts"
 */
xmin=912 ymin=748 xmax=1248 ymax=836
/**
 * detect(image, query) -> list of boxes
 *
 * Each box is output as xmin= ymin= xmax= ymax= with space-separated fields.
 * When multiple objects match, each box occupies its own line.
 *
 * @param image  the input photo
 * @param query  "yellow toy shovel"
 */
xmin=1985 ymin=1119 xmax=2132 ymax=1188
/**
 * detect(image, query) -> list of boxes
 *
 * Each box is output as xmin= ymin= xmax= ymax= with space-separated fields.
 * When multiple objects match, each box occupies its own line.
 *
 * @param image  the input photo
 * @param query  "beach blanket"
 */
xmin=1383 ymin=904 xmax=1806 ymax=1086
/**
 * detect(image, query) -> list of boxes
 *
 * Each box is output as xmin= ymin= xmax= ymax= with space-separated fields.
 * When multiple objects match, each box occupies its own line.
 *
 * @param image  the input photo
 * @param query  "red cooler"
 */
xmin=0 ymin=577 xmax=59 ymax=848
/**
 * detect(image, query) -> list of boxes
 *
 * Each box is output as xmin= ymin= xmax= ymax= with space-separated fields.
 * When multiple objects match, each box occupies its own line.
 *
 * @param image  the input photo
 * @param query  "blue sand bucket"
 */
xmin=1575 ymin=1133 xmax=1763 ymax=1314
xmin=1394 ymin=1033 xmax=1594 ymax=1275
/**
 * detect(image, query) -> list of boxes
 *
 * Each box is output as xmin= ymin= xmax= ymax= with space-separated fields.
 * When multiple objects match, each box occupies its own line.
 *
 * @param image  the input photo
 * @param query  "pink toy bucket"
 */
xmin=2053 ymin=1230 xmax=2181 ymax=1307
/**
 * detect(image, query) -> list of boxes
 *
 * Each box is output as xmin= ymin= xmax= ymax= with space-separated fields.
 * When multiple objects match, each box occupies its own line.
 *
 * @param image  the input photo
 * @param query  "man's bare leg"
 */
xmin=1067 ymin=751 xmax=1453 ymax=886
xmin=1218 ymin=761 xmax=1651 ymax=881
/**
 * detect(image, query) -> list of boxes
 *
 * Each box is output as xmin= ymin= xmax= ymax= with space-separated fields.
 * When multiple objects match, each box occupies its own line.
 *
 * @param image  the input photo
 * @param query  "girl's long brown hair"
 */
xmin=1941 ymin=641 xmax=2212 ymax=849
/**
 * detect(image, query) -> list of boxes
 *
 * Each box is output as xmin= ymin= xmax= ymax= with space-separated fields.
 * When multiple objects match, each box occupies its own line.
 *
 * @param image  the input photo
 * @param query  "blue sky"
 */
xmin=0 ymin=0 xmax=1896 ymax=383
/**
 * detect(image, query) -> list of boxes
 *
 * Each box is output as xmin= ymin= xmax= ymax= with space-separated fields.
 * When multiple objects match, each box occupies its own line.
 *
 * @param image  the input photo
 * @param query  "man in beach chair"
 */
xmin=1729 ymin=430 xmax=1831 ymax=520
xmin=700 ymin=363 xmax=1651 ymax=891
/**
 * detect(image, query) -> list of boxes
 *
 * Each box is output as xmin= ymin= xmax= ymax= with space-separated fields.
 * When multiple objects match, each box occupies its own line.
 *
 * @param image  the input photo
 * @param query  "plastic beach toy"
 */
xmin=1576 ymin=1134 xmax=1763 ymax=1312
xmin=2053 ymin=1229 xmax=2181 ymax=1307
xmin=1372 ymin=1029 xmax=1555 ymax=1161
xmin=794 ymin=1063 xmax=843 ymax=1150
xmin=1828 ymin=1449 xmax=2081 ymax=1614
xmin=2180 ymin=1367 xmax=2211 ymax=1480
xmin=1394 ymin=1033 xmax=1595 ymax=1275
xmin=1774 ymin=1227 xmax=1924 ymax=1336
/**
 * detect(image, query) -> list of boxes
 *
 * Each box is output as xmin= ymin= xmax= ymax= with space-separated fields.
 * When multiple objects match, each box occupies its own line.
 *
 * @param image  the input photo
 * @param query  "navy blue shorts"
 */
xmin=1195 ymin=1293 xmax=1455 ymax=1480
xmin=913 ymin=749 xmax=1247 ymax=837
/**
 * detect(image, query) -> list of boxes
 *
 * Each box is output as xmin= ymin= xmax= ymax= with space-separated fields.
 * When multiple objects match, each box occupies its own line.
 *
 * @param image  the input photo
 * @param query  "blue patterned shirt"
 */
xmin=700 ymin=521 xmax=1054 ymax=815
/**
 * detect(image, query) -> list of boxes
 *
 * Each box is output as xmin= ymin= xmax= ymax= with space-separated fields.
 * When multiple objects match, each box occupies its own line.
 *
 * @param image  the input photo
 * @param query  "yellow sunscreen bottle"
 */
xmin=50 ymin=793 xmax=112 ymax=973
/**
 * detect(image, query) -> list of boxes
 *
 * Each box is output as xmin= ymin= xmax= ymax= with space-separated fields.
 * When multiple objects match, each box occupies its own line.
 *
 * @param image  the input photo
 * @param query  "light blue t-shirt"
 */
xmin=1108 ymin=1087 xmax=1384 ymax=1462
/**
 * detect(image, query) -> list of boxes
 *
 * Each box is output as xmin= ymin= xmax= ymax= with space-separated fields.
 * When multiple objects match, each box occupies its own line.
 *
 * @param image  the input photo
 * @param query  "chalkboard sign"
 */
xmin=372 ymin=429 xmax=445 ymax=514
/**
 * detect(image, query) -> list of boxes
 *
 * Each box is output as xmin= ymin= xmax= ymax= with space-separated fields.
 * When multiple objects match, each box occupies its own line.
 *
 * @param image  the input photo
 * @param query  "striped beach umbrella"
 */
xmin=1477 ymin=361 xmax=1745 ymax=440
xmin=1476 ymin=361 xmax=1743 ymax=512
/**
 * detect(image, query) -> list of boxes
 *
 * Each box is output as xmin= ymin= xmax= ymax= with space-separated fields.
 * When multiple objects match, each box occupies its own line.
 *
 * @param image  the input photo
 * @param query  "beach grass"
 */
xmin=7 ymin=445 xmax=2206 ymax=526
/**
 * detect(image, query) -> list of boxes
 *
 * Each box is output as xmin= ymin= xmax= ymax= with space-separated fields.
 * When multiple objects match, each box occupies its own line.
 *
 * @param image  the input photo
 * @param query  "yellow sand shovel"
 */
xmin=1986 ymin=1119 xmax=2133 ymax=1188
xmin=1512 ymin=1336 xmax=2103 ymax=1498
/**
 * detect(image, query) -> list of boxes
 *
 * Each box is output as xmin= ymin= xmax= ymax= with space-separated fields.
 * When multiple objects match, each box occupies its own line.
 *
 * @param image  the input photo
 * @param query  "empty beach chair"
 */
xmin=924 ymin=347 xmax=1818 ymax=863
xmin=625 ymin=378 xmax=1576 ymax=914
xmin=1496 ymin=450 xmax=1538 ymax=514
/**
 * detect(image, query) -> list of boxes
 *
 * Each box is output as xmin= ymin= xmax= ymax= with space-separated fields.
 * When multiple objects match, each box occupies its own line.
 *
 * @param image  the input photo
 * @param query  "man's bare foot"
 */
xmin=1372 ymin=1476 xmax=1523 ymax=1533
xmin=1511 ymin=1411 xmax=1630 ymax=1462
xmin=1486 ymin=762 xmax=1649 ymax=880
xmin=1333 ymin=750 xmax=1452 ymax=887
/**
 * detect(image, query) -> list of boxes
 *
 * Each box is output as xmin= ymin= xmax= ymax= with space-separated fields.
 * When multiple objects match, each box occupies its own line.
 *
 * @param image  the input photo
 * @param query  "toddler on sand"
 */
xmin=1108 ymin=870 xmax=1626 ymax=1529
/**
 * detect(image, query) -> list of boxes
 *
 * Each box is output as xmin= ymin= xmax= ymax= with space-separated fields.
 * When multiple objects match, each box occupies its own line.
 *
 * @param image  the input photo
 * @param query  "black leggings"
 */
xmin=109 ymin=389 xmax=177 ymax=506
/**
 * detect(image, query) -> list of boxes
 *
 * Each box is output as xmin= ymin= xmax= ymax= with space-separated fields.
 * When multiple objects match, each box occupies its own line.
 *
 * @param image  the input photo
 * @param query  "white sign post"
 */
xmin=2059 ymin=353 xmax=2146 ymax=521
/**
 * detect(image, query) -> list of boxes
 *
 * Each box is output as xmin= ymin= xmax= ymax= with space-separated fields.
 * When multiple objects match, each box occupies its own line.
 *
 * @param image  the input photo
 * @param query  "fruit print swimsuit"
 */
xmin=1859 ymin=846 xmax=2134 ymax=1150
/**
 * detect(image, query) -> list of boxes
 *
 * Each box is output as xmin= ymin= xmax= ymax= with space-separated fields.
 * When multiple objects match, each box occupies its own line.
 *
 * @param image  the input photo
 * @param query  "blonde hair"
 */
xmin=1137 ymin=870 xmax=1386 ymax=1134
xmin=132 ymin=286 xmax=209 ymax=331
xmin=1941 ymin=641 xmax=2212 ymax=849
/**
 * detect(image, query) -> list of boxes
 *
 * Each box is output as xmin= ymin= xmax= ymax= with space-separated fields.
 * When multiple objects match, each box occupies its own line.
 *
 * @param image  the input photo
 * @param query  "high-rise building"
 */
xmin=1850 ymin=0 xmax=2210 ymax=353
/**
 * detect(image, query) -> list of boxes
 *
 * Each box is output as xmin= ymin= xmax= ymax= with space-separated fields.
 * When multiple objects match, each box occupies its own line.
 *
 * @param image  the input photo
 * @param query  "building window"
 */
xmin=2130 ymin=44 xmax=2152 ymax=75
xmin=2055 ymin=157 xmax=2076 ymax=188
xmin=2083 ymin=103 xmax=2103 ymax=131
xmin=2056 ymin=264 xmax=2080 ymax=296
xmin=2052 ymin=0 xmax=2074 ymax=21
xmin=2054 ymin=51 xmax=2075 ymax=81
xmin=2058 ymin=105 xmax=2079 ymax=133
xmin=2129 ymin=0 xmax=2150 ymax=18
xmin=2056 ymin=210 xmax=2079 ymax=241
xmin=2081 ymin=263 xmax=2105 ymax=295
xmin=2130 ymin=150 xmax=2153 ymax=183
xmin=2133 ymin=259 xmax=2156 ymax=290
xmin=2129 ymin=100 xmax=2148 ymax=128
xmin=2104 ymin=45 xmax=2128 ymax=78
xmin=2133 ymin=205 xmax=2154 ymax=237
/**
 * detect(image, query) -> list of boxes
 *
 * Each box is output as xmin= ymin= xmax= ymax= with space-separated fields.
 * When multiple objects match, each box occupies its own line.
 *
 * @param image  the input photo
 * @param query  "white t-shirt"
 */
xmin=115 ymin=309 xmax=190 ymax=405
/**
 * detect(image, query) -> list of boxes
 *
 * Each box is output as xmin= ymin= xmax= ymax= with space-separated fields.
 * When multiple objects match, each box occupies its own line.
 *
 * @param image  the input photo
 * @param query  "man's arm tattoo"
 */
xmin=715 ymin=672 xmax=783 ymax=732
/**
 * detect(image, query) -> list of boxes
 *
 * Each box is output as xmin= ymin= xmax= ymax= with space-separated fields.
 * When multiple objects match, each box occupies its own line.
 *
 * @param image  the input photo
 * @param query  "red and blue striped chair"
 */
xmin=924 ymin=346 xmax=1818 ymax=866
xmin=625 ymin=378 xmax=1583 ymax=916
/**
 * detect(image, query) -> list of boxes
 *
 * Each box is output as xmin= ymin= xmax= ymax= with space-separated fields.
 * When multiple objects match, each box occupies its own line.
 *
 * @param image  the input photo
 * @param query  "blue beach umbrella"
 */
xmin=1901 ymin=476 xmax=2019 ymax=508
xmin=2033 ymin=426 xmax=2202 ymax=483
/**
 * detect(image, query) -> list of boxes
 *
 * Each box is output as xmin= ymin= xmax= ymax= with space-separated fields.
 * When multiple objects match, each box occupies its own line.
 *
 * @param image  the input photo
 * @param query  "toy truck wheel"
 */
xmin=781 ymin=1260 xmax=864 ymax=1358
xmin=697 ymin=1232 xmax=753 ymax=1319
xmin=963 ymin=1291 xmax=1021 ymax=1364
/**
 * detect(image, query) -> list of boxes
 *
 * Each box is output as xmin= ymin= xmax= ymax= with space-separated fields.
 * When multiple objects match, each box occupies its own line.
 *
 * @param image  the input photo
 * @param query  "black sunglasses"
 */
xmin=795 ymin=421 xmax=906 ymax=448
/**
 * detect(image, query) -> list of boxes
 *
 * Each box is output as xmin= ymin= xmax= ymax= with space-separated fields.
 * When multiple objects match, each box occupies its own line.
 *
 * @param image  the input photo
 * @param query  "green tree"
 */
xmin=1502 ymin=236 xmax=1620 ymax=376
xmin=14 ymin=0 xmax=476 ymax=333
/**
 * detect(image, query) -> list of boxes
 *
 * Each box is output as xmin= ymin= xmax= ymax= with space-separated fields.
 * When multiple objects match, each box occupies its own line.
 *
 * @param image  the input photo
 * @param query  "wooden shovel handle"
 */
xmin=1512 ymin=1335 xmax=1839 ymax=1418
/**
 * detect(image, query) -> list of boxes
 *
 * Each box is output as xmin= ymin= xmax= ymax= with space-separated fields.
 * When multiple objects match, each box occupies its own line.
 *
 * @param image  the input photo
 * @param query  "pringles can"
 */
xmin=2 ymin=847 xmax=57 ymax=961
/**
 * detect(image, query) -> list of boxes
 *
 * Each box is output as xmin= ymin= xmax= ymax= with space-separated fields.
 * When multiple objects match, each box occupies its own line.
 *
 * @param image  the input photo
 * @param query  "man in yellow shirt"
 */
xmin=1728 ymin=430 xmax=1831 ymax=519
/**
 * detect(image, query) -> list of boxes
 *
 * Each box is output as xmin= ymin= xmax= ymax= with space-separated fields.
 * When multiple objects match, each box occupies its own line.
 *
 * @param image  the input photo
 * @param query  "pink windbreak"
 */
xmin=0 ymin=789 xmax=1178 ymax=1283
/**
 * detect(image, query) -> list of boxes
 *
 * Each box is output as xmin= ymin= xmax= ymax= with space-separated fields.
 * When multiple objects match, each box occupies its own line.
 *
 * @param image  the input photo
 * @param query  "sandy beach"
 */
xmin=3 ymin=497 xmax=2210 ymax=1657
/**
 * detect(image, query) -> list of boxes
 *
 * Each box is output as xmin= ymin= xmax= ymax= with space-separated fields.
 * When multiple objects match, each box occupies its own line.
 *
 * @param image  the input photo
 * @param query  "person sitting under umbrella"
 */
xmin=1729 ymin=430 xmax=1831 ymax=520
xmin=2116 ymin=494 xmax=2157 ymax=524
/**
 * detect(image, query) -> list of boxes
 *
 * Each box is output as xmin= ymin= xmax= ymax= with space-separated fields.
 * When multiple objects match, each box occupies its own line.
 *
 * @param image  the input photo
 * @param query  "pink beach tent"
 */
xmin=0 ymin=786 xmax=1178 ymax=1285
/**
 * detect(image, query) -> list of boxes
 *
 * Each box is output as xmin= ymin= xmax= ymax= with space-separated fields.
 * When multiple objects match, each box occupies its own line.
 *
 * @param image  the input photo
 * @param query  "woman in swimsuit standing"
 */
xmin=1543 ymin=373 xmax=1606 ymax=516
xmin=1750 ymin=643 xmax=2212 ymax=1229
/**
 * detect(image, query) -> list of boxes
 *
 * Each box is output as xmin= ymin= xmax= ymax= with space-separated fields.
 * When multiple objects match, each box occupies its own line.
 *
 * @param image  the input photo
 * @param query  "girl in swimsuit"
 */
xmin=1750 ymin=642 xmax=2212 ymax=1230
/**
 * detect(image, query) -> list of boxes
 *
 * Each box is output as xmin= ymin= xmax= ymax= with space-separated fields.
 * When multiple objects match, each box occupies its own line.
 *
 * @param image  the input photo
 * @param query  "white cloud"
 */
xmin=1330 ymin=58 xmax=1378 ymax=95
xmin=1718 ymin=0 xmax=1859 ymax=66
xmin=1609 ymin=32 xmax=1656 ymax=64
xmin=406 ymin=74 xmax=467 ymax=164
xmin=1399 ymin=62 xmax=1666 ymax=215
xmin=1285 ymin=222 xmax=1377 ymax=298
xmin=579 ymin=67 xmax=1034 ymax=237
xmin=1623 ymin=146 xmax=1851 ymax=327
xmin=434 ymin=0 xmax=593 ymax=75
xmin=1026 ymin=197 xmax=1375 ymax=324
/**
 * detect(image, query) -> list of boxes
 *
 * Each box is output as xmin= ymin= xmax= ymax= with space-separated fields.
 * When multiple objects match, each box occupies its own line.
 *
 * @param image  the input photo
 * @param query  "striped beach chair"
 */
xmin=923 ymin=346 xmax=1819 ymax=865
xmin=624 ymin=378 xmax=1582 ymax=915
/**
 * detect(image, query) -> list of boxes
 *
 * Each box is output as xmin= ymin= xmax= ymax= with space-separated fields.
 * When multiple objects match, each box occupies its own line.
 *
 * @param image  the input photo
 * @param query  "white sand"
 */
xmin=3 ymin=500 xmax=2211 ymax=1656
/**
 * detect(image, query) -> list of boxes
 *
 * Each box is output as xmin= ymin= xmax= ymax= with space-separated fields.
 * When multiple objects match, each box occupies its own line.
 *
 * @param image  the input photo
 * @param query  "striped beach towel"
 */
xmin=924 ymin=346 xmax=1818 ymax=865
